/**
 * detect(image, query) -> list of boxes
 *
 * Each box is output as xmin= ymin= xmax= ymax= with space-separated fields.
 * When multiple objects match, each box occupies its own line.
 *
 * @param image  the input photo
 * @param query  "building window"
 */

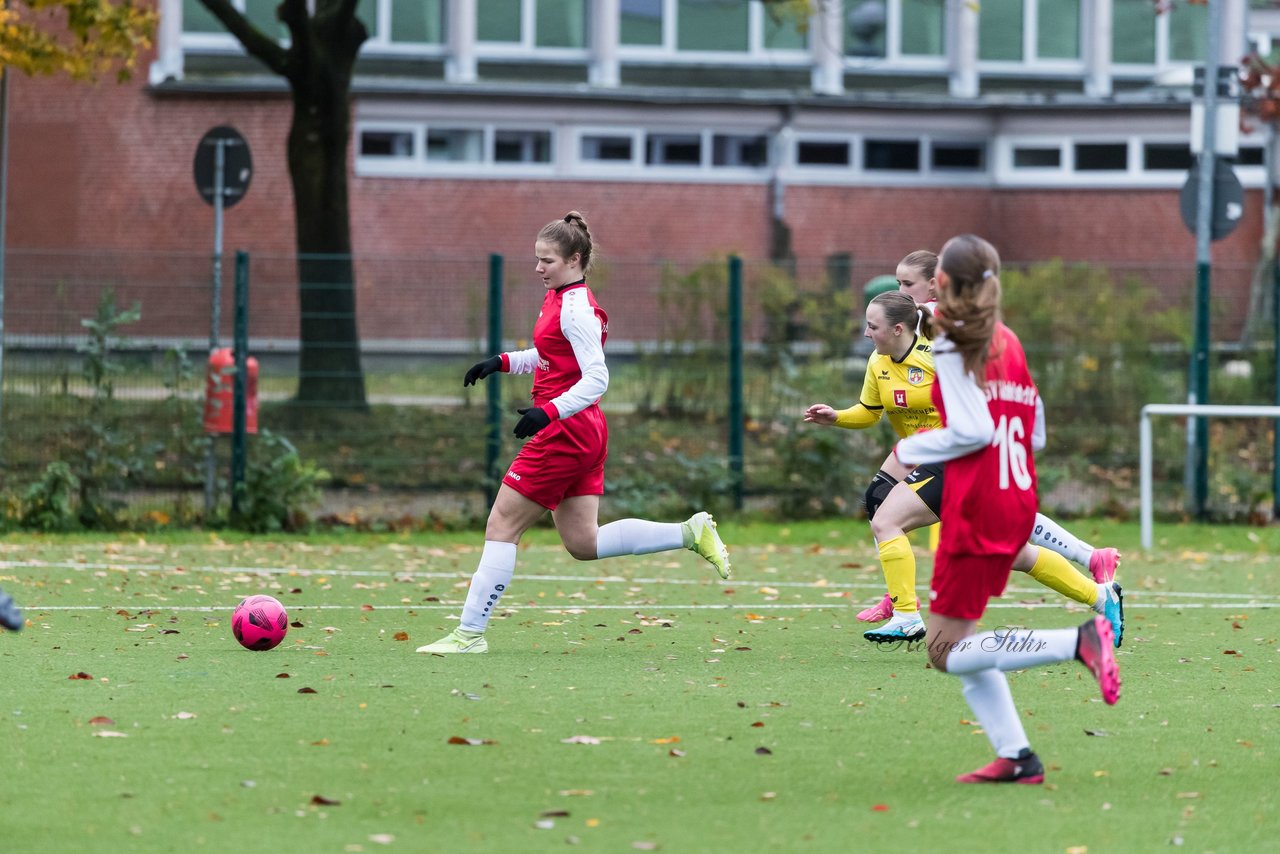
xmin=713 ymin=134 xmax=769 ymax=167
xmin=495 ymin=130 xmax=552 ymax=163
xmin=361 ymin=129 xmax=416 ymax=158
xmin=677 ymin=0 xmax=749 ymax=52
xmin=478 ymin=0 xmax=523 ymax=42
xmin=1074 ymin=143 xmax=1128 ymax=171
xmin=846 ymin=0 xmax=887 ymax=58
xmin=536 ymin=0 xmax=587 ymax=48
xmin=979 ymin=0 xmax=1024 ymax=62
xmin=646 ymin=133 xmax=703 ymax=166
xmin=1113 ymin=0 xmax=1205 ymax=66
xmin=901 ymin=0 xmax=946 ymax=57
xmin=865 ymin=139 xmax=920 ymax=171
xmin=581 ymin=134 xmax=636 ymax=163
xmin=1238 ymin=146 xmax=1265 ymax=167
xmin=426 ymin=128 xmax=484 ymax=162
xmin=1143 ymin=143 xmax=1193 ymax=171
xmin=1037 ymin=0 xmax=1080 ymax=60
xmin=932 ymin=142 xmax=985 ymax=171
xmin=797 ymin=140 xmax=851 ymax=166
xmin=476 ymin=0 xmax=586 ymax=48
xmin=1013 ymin=146 xmax=1061 ymax=168
xmin=621 ymin=0 xmax=664 ymax=45
xmin=390 ymin=0 xmax=444 ymax=44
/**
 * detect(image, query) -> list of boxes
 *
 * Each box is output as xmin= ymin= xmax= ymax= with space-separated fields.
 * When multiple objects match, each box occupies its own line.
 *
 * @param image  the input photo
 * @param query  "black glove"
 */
xmin=513 ymin=406 xmax=551 ymax=439
xmin=463 ymin=355 xmax=502 ymax=387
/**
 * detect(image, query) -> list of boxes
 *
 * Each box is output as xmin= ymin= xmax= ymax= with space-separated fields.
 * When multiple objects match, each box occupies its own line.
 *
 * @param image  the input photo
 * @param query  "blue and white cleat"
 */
xmin=1101 ymin=582 xmax=1124 ymax=648
xmin=0 ymin=588 xmax=23 ymax=632
xmin=863 ymin=610 xmax=925 ymax=643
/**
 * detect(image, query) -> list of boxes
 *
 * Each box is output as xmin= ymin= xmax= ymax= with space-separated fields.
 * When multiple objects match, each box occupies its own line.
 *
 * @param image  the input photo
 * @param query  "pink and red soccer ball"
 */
xmin=232 ymin=594 xmax=288 ymax=651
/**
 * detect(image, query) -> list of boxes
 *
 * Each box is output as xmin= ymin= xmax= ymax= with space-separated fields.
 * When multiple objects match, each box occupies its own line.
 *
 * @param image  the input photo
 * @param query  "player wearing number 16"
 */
xmin=893 ymin=235 xmax=1120 ymax=785
xmin=417 ymin=211 xmax=731 ymax=655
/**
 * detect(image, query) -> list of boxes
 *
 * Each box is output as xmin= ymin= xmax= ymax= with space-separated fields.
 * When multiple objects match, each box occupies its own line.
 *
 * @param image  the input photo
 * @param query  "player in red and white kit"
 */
xmin=893 ymin=235 xmax=1120 ymax=784
xmin=418 ymin=212 xmax=730 ymax=655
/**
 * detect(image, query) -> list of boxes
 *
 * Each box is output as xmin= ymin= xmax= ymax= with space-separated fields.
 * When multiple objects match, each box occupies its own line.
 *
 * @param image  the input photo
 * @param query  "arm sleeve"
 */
xmin=546 ymin=289 xmax=609 ymax=420
xmin=895 ymin=336 xmax=993 ymax=465
xmin=504 ymin=348 xmax=540 ymax=375
xmin=1031 ymin=395 xmax=1046 ymax=452
xmin=832 ymin=360 xmax=884 ymax=429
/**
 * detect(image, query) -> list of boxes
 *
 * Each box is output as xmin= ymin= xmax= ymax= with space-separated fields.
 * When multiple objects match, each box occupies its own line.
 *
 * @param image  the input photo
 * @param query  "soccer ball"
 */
xmin=232 ymin=594 xmax=289 ymax=651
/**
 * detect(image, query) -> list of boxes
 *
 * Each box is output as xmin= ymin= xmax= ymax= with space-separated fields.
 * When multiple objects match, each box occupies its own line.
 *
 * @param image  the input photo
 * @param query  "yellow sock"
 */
xmin=1027 ymin=547 xmax=1097 ymax=606
xmin=877 ymin=535 xmax=918 ymax=613
xmin=927 ymin=522 xmax=941 ymax=552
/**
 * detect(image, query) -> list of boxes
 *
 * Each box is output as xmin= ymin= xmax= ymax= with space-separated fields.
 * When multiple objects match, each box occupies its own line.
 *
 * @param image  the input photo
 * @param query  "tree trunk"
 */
xmin=287 ymin=29 xmax=367 ymax=410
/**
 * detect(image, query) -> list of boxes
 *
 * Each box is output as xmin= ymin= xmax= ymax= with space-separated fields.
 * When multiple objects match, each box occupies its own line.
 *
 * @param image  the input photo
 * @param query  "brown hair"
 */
xmin=537 ymin=210 xmax=595 ymax=274
xmin=899 ymin=249 xmax=938 ymax=281
xmin=925 ymin=234 xmax=1002 ymax=379
xmin=869 ymin=290 xmax=932 ymax=341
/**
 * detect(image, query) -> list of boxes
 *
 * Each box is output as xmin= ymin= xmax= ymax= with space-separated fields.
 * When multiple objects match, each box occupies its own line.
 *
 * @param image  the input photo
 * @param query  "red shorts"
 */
xmin=928 ymin=548 xmax=1018 ymax=621
xmin=503 ymin=404 xmax=607 ymax=510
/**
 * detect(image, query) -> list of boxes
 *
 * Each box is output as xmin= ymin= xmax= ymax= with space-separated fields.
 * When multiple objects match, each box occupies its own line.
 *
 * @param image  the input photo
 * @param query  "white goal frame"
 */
xmin=1140 ymin=403 xmax=1280 ymax=550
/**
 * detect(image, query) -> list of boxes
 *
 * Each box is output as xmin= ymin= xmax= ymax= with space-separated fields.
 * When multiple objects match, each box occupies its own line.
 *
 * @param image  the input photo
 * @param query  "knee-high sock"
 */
xmin=927 ymin=522 xmax=941 ymax=552
xmin=459 ymin=541 xmax=517 ymax=633
xmin=1031 ymin=513 xmax=1094 ymax=567
xmin=1026 ymin=547 xmax=1097 ymax=607
xmin=877 ymin=535 xmax=917 ymax=613
xmin=596 ymin=519 xmax=685 ymax=558
xmin=944 ymin=627 xmax=1079 ymax=674
xmin=959 ymin=669 xmax=1032 ymax=759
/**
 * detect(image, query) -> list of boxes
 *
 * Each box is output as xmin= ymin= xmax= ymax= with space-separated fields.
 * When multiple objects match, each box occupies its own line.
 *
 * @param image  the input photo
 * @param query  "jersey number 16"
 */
xmin=992 ymin=415 xmax=1033 ymax=492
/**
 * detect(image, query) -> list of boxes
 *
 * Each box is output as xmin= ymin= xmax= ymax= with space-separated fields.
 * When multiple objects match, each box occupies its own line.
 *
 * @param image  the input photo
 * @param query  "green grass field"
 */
xmin=1 ymin=520 xmax=1276 ymax=853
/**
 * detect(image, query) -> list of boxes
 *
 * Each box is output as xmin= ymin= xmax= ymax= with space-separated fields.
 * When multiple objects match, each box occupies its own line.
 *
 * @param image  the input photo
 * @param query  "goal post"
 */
xmin=1140 ymin=403 xmax=1280 ymax=550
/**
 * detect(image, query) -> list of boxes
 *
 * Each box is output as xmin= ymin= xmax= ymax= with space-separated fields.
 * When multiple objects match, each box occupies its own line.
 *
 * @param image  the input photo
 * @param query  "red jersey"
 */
xmin=502 ymin=282 xmax=609 ymax=420
xmin=896 ymin=322 xmax=1039 ymax=554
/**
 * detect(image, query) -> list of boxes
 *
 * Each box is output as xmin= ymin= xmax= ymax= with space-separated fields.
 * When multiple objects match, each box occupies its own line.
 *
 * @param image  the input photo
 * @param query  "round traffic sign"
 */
xmin=1179 ymin=158 xmax=1244 ymax=242
xmin=194 ymin=125 xmax=253 ymax=208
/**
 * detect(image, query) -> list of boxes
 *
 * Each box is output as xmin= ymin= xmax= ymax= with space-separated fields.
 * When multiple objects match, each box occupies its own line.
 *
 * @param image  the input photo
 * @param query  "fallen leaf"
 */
xmin=871 ymin=804 xmax=890 ymax=812
xmin=751 ymin=721 xmax=765 ymax=728
xmin=310 ymin=795 xmax=340 ymax=806
xmin=1084 ymin=729 xmax=1111 ymax=737
xmin=297 ymin=687 xmax=318 ymax=694
xmin=93 ymin=730 xmax=128 ymax=738
xmin=559 ymin=790 xmax=595 ymax=797
xmin=368 ymin=835 xmax=395 ymax=845
xmin=561 ymin=735 xmax=602 ymax=745
xmin=68 ymin=672 xmax=94 ymax=680
xmin=172 ymin=712 xmax=197 ymax=720
xmin=312 ymin=739 xmax=330 ymax=746
xmin=631 ymin=843 xmax=657 ymax=851
xmin=361 ymin=604 xmax=375 ymax=611
xmin=534 ymin=819 xmax=556 ymax=830
xmin=1158 ymin=768 xmax=1174 ymax=776
xmin=1177 ymin=792 xmax=1201 ymax=799
xmin=541 ymin=810 xmax=571 ymax=818
xmin=276 ymin=673 xmax=291 ymax=679
xmin=668 ymin=749 xmax=686 ymax=758
xmin=88 ymin=716 xmax=115 ymax=726
xmin=447 ymin=736 xmax=496 ymax=746
xmin=760 ymin=792 xmax=776 ymax=801
xmin=649 ymin=736 xmax=680 ymax=745
xmin=393 ymin=632 xmax=410 ymax=641
xmin=755 ymin=747 xmax=772 ymax=756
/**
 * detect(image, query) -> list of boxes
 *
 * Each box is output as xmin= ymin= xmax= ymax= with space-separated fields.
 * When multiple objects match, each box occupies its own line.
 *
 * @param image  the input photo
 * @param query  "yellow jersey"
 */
xmin=834 ymin=336 xmax=940 ymax=439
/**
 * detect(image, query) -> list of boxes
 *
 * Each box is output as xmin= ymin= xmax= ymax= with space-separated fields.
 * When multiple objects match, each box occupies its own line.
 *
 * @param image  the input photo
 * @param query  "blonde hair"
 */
xmin=537 ymin=210 xmax=595 ymax=273
xmin=925 ymin=234 xmax=1002 ymax=380
xmin=899 ymin=249 xmax=938 ymax=281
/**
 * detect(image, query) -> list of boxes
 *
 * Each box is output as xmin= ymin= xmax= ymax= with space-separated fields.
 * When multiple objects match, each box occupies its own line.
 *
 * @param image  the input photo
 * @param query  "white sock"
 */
xmin=1030 ymin=513 xmax=1094 ymax=567
xmin=944 ymin=627 xmax=1079 ymax=674
xmin=959 ymin=669 xmax=1032 ymax=759
xmin=1092 ymin=583 xmax=1108 ymax=614
xmin=596 ymin=519 xmax=685 ymax=558
xmin=459 ymin=541 xmax=517 ymax=633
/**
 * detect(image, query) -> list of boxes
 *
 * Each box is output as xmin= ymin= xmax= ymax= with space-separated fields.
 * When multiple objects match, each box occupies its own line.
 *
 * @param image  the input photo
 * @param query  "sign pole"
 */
xmin=1187 ymin=0 xmax=1223 ymax=518
xmin=203 ymin=139 xmax=226 ymax=517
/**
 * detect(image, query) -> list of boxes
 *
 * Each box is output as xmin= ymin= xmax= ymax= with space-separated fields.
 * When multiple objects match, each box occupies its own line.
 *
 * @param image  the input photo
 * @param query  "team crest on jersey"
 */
xmin=907 ymin=367 xmax=924 ymax=385
xmin=893 ymin=389 xmax=907 ymax=408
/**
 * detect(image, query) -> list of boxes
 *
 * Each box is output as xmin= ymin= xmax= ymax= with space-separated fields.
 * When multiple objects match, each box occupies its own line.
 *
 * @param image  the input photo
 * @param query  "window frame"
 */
xmin=616 ymin=0 xmax=810 ymax=65
xmin=354 ymin=120 xmax=558 ymax=177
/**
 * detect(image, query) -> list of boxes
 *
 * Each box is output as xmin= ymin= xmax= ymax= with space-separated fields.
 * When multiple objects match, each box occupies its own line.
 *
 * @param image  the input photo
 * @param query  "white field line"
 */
xmin=17 ymin=601 xmax=1280 ymax=614
xmin=0 ymin=559 xmax=1273 ymax=600
xmin=3 ymin=560 xmax=1277 ymax=611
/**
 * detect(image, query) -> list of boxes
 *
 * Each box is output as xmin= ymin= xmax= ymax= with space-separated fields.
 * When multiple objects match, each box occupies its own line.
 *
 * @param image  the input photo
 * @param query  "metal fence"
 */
xmin=1 ymin=248 xmax=1275 ymax=527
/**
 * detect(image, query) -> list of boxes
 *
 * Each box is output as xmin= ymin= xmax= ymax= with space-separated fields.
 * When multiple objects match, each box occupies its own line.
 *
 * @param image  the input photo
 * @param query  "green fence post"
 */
xmin=728 ymin=255 xmax=744 ymax=511
xmin=485 ymin=254 xmax=504 ymax=507
xmin=230 ymin=250 xmax=250 ymax=517
xmin=1274 ymin=257 xmax=1280 ymax=519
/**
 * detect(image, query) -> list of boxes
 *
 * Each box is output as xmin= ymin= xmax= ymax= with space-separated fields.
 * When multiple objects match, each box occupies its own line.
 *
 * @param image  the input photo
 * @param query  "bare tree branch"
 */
xmin=196 ymin=0 xmax=288 ymax=76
